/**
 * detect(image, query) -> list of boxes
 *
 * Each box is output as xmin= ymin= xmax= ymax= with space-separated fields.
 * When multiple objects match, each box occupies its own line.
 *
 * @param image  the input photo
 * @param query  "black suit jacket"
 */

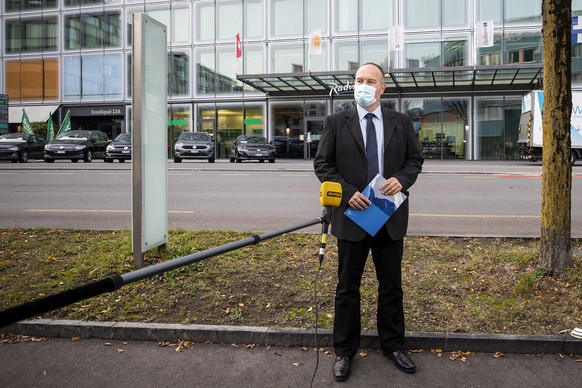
xmin=314 ymin=107 xmax=423 ymax=241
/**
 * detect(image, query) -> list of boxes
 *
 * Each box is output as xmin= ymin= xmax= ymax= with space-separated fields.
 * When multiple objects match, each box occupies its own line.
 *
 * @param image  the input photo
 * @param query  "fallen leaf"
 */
xmin=493 ymin=352 xmax=504 ymax=359
xmin=293 ymin=362 xmax=303 ymax=367
xmin=359 ymin=351 xmax=368 ymax=358
xmin=117 ymin=349 xmax=125 ymax=353
xmin=72 ymin=337 xmax=80 ymax=342
xmin=104 ymin=343 xmax=112 ymax=346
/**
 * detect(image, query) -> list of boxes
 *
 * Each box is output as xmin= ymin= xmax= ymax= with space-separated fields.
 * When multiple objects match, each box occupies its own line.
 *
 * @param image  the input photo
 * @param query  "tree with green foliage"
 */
xmin=540 ymin=0 xmax=573 ymax=276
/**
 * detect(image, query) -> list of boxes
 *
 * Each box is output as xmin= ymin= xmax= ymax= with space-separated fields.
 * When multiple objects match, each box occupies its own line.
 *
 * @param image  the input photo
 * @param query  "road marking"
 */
xmin=411 ymin=213 xmax=538 ymax=219
xmin=42 ymin=172 xmax=73 ymax=175
xmin=26 ymin=209 xmax=194 ymax=214
xmin=495 ymin=174 xmax=541 ymax=179
xmin=220 ymin=173 xmax=250 ymax=176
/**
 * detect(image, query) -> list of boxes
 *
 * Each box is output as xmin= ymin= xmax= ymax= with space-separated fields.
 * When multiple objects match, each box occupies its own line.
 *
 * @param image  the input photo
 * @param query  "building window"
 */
xmin=5 ymin=18 xmax=58 ymax=54
xmin=443 ymin=40 xmax=468 ymax=67
xmin=405 ymin=0 xmax=440 ymax=28
xmin=65 ymin=12 xmax=121 ymax=50
xmin=169 ymin=52 xmax=190 ymax=98
xmin=272 ymin=0 xmax=303 ymax=37
xmin=217 ymin=1 xmax=242 ymax=42
xmin=406 ymin=41 xmax=441 ymax=68
xmin=306 ymin=0 xmax=327 ymax=35
xmin=245 ymin=0 xmax=264 ymax=39
xmin=196 ymin=2 xmax=215 ymax=42
xmin=63 ymin=54 xmax=122 ymax=101
xmin=477 ymin=0 xmax=502 ymax=24
xmin=5 ymin=58 xmax=59 ymax=102
xmin=335 ymin=0 xmax=391 ymax=35
xmin=146 ymin=7 xmax=191 ymax=45
xmin=271 ymin=44 xmax=304 ymax=73
xmin=361 ymin=0 xmax=394 ymax=32
xmin=504 ymin=34 xmax=542 ymax=64
xmin=505 ymin=0 xmax=541 ymax=25
xmin=65 ymin=0 xmax=122 ymax=6
xmin=443 ymin=0 xmax=467 ymax=27
xmin=405 ymin=0 xmax=467 ymax=29
xmin=334 ymin=41 xmax=358 ymax=70
xmin=479 ymin=34 xmax=502 ymax=65
xmin=361 ymin=40 xmax=392 ymax=70
xmin=5 ymin=0 xmax=57 ymax=12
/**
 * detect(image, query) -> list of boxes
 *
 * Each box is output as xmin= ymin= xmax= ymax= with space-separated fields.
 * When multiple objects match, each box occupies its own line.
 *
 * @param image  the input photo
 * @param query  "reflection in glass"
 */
xmin=335 ymin=41 xmax=359 ymax=70
xmin=505 ymin=34 xmax=542 ymax=64
xmin=443 ymin=40 xmax=467 ymax=67
xmin=6 ymin=18 xmax=58 ymax=53
xmin=169 ymin=104 xmax=192 ymax=156
xmin=272 ymin=45 xmax=303 ymax=73
xmin=479 ymin=34 xmax=502 ymax=65
xmin=406 ymin=42 xmax=440 ymax=68
xmin=475 ymin=97 xmax=521 ymax=160
xmin=478 ymin=0 xmax=502 ymax=24
xmin=505 ymin=0 xmax=541 ymax=25
xmin=169 ymin=52 xmax=190 ymax=97
xmin=362 ymin=41 xmax=392 ymax=72
xmin=404 ymin=97 xmax=467 ymax=159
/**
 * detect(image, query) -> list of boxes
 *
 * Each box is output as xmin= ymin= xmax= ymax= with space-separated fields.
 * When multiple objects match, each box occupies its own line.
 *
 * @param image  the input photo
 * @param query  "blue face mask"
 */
xmin=354 ymin=84 xmax=380 ymax=107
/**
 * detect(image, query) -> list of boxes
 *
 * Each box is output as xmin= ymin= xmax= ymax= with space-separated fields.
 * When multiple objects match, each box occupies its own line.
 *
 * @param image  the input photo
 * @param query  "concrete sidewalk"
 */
xmin=1 ymin=320 xmax=581 ymax=388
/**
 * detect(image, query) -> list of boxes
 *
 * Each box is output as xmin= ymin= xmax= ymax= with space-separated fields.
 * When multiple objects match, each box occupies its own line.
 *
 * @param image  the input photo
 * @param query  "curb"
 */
xmin=4 ymin=319 xmax=581 ymax=354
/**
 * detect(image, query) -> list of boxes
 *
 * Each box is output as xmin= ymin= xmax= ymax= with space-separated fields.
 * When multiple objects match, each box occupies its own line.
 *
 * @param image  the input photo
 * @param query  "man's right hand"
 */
xmin=348 ymin=191 xmax=371 ymax=210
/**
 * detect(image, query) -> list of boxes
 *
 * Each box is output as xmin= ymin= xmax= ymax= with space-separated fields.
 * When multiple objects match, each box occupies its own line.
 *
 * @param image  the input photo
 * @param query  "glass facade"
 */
xmin=2 ymin=0 xmax=582 ymax=160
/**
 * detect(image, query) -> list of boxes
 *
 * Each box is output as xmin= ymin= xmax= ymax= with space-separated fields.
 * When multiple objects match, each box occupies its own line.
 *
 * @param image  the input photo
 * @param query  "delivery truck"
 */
xmin=518 ymin=90 xmax=582 ymax=165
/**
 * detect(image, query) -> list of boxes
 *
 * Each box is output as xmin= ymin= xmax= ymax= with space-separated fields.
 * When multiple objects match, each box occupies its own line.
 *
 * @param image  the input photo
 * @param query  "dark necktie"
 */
xmin=365 ymin=113 xmax=379 ymax=182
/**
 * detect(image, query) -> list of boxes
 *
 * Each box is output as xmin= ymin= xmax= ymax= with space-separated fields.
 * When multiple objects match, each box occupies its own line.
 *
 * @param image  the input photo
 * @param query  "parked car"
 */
xmin=0 ymin=133 xmax=47 ymax=163
xmin=105 ymin=132 xmax=131 ymax=163
xmin=230 ymin=135 xmax=275 ymax=163
xmin=173 ymin=131 xmax=215 ymax=163
xmin=44 ymin=130 xmax=109 ymax=163
xmin=270 ymin=136 xmax=293 ymax=157
xmin=270 ymin=136 xmax=317 ymax=158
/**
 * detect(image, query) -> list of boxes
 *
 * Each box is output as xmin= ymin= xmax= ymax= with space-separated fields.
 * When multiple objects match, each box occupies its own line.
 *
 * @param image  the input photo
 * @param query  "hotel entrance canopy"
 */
xmin=237 ymin=64 xmax=543 ymax=97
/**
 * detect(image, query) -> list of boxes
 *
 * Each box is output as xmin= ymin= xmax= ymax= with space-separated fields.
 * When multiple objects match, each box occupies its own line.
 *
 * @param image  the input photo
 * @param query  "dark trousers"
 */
xmin=333 ymin=227 xmax=405 ymax=357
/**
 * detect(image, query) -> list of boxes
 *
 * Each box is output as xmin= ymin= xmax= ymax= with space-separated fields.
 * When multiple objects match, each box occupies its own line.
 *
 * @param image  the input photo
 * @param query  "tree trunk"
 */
xmin=540 ymin=0 xmax=572 ymax=277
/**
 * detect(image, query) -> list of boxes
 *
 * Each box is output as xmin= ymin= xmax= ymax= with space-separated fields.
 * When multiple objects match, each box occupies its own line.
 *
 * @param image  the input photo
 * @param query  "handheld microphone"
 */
xmin=318 ymin=181 xmax=342 ymax=263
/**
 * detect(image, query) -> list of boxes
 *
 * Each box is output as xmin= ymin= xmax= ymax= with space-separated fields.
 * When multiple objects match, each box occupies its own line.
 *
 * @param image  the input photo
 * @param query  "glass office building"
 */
xmin=2 ymin=0 xmax=582 ymax=160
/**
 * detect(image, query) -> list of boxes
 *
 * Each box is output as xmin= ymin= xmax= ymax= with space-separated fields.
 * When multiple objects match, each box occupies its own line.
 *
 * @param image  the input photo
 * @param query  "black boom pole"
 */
xmin=0 ymin=218 xmax=322 ymax=328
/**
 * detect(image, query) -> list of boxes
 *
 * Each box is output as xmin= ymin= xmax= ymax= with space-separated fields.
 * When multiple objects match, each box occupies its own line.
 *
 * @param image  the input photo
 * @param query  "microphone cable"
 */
xmin=310 ymin=211 xmax=330 ymax=387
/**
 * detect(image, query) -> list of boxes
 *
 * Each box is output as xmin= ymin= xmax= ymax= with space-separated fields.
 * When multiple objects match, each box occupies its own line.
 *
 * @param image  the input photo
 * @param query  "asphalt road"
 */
xmin=1 ymin=159 xmax=581 ymax=237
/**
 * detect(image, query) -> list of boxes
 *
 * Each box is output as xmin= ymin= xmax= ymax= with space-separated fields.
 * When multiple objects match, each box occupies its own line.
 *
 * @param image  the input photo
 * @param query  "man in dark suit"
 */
xmin=314 ymin=62 xmax=423 ymax=382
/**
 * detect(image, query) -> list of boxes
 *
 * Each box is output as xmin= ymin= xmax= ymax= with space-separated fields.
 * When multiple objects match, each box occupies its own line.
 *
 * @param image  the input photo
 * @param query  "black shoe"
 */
xmin=385 ymin=350 xmax=416 ymax=373
xmin=332 ymin=355 xmax=352 ymax=382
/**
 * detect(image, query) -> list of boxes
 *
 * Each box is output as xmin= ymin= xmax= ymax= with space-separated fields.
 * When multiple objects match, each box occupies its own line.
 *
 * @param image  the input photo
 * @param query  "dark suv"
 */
xmin=44 ymin=130 xmax=109 ymax=163
xmin=173 ymin=132 xmax=215 ymax=163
